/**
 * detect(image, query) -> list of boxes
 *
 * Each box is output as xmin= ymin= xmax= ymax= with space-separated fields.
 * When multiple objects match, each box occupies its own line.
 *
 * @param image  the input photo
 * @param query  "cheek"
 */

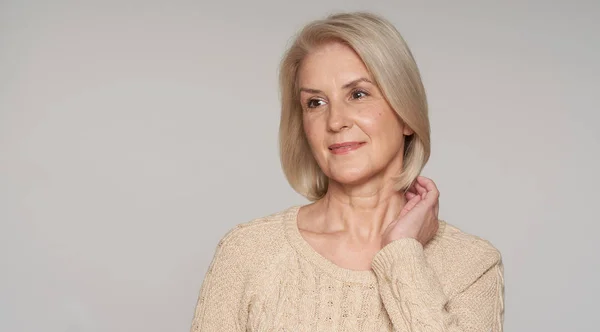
xmin=302 ymin=117 xmax=321 ymax=149
xmin=303 ymin=123 xmax=311 ymax=137
xmin=358 ymin=106 xmax=404 ymax=145
xmin=376 ymin=105 xmax=401 ymax=131
xmin=302 ymin=115 xmax=312 ymax=136
xmin=356 ymin=109 xmax=384 ymax=134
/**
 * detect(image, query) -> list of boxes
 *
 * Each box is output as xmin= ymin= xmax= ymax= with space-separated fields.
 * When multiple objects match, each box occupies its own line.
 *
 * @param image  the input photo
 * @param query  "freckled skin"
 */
xmin=298 ymin=41 xmax=414 ymax=187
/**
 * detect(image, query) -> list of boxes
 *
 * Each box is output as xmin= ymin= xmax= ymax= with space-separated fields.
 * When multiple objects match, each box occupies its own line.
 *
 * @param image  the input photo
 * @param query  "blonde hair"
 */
xmin=279 ymin=12 xmax=431 ymax=201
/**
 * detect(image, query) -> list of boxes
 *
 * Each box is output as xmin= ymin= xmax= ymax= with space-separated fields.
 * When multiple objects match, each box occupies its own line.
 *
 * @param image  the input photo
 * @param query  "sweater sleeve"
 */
xmin=189 ymin=232 xmax=250 ymax=332
xmin=371 ymin=238 xmax=504 ymax=332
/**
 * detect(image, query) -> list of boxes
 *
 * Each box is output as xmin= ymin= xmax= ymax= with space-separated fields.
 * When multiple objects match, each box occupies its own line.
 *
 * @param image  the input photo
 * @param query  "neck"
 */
xmin=311 ymin=177 xmax=407 ymax=242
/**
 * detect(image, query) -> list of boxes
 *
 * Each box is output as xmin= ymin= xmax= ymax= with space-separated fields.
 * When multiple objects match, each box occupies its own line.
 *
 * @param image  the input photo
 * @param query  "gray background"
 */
xmin=1 ymin=0 xmax=599 ymax=331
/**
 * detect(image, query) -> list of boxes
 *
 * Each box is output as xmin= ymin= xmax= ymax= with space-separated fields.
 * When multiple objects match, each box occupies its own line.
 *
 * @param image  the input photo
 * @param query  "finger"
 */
xmin=407 ymin=181 xmax=419 ymax=195
xmin=405 ymin=191 xmax=417 ymax=200
xmin=400 ymin=194 xmax=421 ymax=217
xmin=417 ymin=176 xmax=438 ymax=194
xmin=413 ymin=181 xmax=427 ymax=197
xmin=417 ymin=176 xmax=439 ymax=200
xmin=404 ymin=194 xmax=421 ymax=211
xmin=406 ymin=187 xmax=418 ymax=197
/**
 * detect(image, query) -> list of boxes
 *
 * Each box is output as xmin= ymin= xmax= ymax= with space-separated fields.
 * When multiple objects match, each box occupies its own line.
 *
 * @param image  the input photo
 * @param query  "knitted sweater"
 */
xmin=190 ymin=205 xmax=504 ymax=331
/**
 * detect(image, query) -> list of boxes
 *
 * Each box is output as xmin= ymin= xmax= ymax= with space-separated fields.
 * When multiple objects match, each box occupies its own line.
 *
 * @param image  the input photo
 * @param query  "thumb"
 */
xmin=399 ymin=194 xmax=421 ymax=218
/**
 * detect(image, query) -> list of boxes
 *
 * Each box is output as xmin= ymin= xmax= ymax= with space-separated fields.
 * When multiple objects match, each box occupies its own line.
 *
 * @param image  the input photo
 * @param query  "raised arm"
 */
xmin=371 ymin=238 xmax=504 ymax=332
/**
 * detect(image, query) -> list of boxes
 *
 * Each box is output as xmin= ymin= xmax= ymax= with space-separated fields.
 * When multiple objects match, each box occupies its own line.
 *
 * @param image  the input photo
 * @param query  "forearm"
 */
xmin=371 ymin=238 xmax=503 ymax=332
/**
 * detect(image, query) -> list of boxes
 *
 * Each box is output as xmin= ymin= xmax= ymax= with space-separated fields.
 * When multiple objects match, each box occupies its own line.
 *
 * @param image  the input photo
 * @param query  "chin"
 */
xmin=327 ymin=167 xmax=373 ymax=186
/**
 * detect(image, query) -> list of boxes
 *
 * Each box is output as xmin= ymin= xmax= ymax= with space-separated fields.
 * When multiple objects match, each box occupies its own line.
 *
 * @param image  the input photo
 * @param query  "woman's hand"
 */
xmin=381 ymin=176 xmax=440 ymax=248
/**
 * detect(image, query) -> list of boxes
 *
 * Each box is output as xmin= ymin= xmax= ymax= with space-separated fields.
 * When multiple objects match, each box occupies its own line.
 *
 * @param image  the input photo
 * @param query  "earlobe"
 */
xmin=399 ymin=120 xmax=414 ymax=136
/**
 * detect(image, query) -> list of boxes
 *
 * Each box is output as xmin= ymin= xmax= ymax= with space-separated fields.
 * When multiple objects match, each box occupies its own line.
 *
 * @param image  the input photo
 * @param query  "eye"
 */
xmin=307 ymin=98 xmax=326 ymax=109
xmin=351 ymin=89 xmax=369 ymax=100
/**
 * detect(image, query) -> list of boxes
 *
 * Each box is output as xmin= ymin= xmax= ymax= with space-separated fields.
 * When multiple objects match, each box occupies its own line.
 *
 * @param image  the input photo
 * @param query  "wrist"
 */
xmin=382 ymin=233 xmax=417 ymax=248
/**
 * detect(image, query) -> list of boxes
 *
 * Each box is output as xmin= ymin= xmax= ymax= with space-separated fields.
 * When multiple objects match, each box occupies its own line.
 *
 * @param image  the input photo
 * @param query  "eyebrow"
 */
xmin=299 ymin=77 xmax=373 ymax=94
xmin=342 ymin=77 xmax=373 ymax=89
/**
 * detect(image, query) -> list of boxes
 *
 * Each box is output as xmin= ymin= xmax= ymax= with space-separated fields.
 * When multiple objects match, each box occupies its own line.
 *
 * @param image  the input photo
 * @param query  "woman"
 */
xmin=190 ymin=12 xmax=504 ymax=332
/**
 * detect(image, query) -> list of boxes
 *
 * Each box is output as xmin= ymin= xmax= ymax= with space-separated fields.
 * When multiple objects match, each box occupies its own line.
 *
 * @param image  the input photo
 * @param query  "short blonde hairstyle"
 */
xmin=279 ymin=12 xmax=431 ymax=201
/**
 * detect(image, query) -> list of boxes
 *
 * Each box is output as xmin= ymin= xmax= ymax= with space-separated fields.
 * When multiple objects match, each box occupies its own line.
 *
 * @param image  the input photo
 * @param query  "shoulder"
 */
xmin=431 ymin=220 xmax=502 ymax=259
xmin=216 ymin=206 xmax=294 ymax=247
xmin=425 ymin=220 xmax=503 ymax=298
xmin=210 ymin=206 xmax=297 ymax=270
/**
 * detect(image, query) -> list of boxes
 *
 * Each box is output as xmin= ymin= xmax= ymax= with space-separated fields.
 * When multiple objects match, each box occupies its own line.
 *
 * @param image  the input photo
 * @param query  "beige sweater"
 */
xmin=190 ymin=206 xmax=504 ymax=331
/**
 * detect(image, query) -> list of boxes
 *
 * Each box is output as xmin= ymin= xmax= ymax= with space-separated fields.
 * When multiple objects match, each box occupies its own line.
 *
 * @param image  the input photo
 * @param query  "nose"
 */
xmin=327 ymin=101 xmax=352 ymax=132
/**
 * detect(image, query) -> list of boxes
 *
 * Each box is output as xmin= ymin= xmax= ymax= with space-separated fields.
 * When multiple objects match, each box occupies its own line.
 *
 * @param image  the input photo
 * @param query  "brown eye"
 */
xmin=351 ymin=90 xmax=368 ymax=100
xmin=307 ymin=99 xmax=325 ymax=108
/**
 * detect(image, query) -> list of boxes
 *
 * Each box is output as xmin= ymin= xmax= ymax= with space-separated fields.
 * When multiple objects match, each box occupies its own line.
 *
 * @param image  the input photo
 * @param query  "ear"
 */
xmin=403 ymin=125 xmax=414 ymax=136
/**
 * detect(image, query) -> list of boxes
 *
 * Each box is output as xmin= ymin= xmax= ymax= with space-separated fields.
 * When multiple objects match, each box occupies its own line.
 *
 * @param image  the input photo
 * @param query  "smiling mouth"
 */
xmin=328 ymin=141 xmax=366 ymax=154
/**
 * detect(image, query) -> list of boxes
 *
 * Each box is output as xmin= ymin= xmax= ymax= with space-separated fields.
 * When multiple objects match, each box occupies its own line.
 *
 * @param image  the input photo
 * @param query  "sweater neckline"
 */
xmin=283 ymin=205 xmax=378 ymax=284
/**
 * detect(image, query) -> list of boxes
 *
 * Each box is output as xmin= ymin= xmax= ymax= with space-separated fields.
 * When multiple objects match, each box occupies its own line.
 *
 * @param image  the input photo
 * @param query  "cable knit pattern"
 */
xmin=190 ymin=206 xmax=504 ymax=331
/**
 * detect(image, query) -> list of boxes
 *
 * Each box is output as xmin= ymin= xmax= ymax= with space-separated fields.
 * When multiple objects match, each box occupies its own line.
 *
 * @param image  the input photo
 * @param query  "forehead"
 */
xmin=298 ymin=41 xmax=371 ymax=86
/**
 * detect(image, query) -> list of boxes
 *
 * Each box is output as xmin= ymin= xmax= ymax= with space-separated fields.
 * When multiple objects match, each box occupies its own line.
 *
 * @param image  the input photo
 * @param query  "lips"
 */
xmin=328 ymin=141 xmax=365 ymax=154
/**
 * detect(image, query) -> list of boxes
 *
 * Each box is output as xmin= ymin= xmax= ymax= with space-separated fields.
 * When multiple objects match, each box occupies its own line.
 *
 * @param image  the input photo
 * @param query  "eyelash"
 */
xmin=305 ymin=89 xmax=370 ymax=109
xmin=351 ymin=89 xmax=369 ymax=100
xmin=306 ymin=99 xmax=324 ymax=109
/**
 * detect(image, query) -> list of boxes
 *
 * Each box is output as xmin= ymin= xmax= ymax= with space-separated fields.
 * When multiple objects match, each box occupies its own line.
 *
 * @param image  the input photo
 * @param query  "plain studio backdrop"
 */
xmin=1 ymin=0 xmax=599 ymax=331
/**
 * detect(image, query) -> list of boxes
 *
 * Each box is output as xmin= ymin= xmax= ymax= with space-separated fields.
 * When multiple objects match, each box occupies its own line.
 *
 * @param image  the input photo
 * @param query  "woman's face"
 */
xmin=298 ymin=41 xmax=413 ymax=187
